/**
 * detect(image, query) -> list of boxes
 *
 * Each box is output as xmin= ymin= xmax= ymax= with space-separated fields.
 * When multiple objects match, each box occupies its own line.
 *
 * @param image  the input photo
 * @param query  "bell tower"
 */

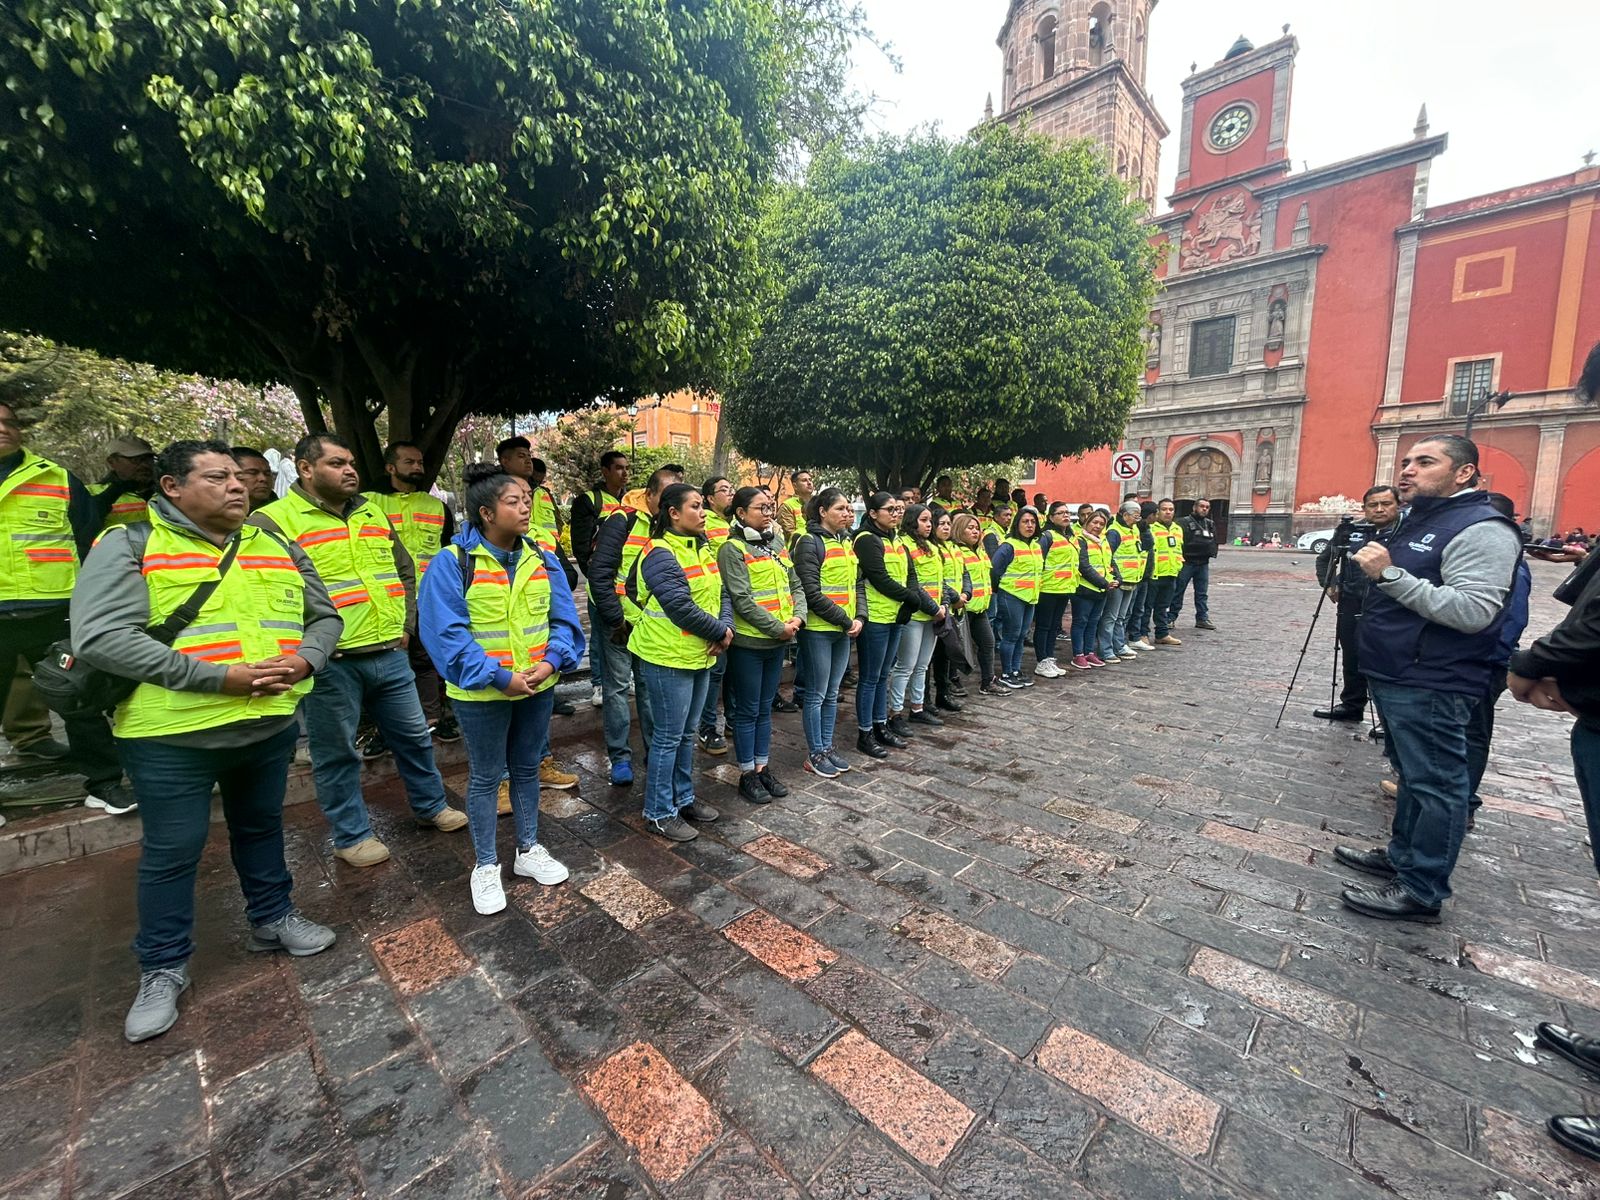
xmin=995 ymin=0 xmax=1168 ymax=205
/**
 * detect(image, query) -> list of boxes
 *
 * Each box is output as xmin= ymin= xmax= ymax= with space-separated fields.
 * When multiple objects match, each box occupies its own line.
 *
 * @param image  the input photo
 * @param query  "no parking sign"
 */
xmin=1110 ymin=450 xmax=1146 ymax=483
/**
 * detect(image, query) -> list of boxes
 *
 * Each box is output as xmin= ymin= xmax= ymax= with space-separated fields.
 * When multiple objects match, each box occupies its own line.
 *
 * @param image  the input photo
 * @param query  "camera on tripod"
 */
xmin=1328 ymin=514 xmax=1376 ymax=551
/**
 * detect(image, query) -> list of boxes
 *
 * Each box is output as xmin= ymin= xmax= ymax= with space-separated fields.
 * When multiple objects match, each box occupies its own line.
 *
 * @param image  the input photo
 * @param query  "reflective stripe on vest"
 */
xmin=732 ymin=544 xmax=795 ymax=638
xmin=806 ymin=533 xmax=859 ymax=632
xmin=907 ymin=543 xmax=942 ymax=621
xmin=444 ymin=540 xmax=556 ymax=702
xmin=629 ymin=533 xmax=723 ymax=669
xmin=531 ymin=486 xmax=559 ymax=537
xmin=997 ymin=536 xmax=1042 ymax=601
xmin=0 ymin=451 xmax=77 ymax=602
xmin=1078 ymin=533 xmax=1112 ymax=593
xmin=256 ymin=492 xmax=406 ymax=648
xmin=616 ymin=511 xmax=652 ymax=625
xmin=959 ymin=545 xmax=993 ymax=613
xmin=704 ymin=511 xmax=731 ymax=545
xmin=115 ymin=516 xmax=310 ymax=738
xmin=1110 ymin=521 xmax=1146 ymax=582
xmin=1151 ymin=522 xmax=1184 ymax=577
xmin=1039 ymin=527 xmax=1079 ymax=595
xmin=364 ymin=490 xmax=447 ymax=575
xmin=91 ymin=482 xmax=151 ymax=531
xmin=857 ymin=530 xmax=910 ymax=624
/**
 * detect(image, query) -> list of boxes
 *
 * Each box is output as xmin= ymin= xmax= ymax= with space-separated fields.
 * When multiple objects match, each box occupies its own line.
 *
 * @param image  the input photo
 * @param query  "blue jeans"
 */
xmin=1465 ymin=677 xmax=1506 ymax=812
xmin=1371 ymin=679 xmax=1478 ymax=908
xmin=1147 ymin=577 xmax=1178 ymax=638
xmin=855 ymin=621 xmax=902 ymax=731
xmin=1170 ymin=559 xmax=1211 ymax=623
xmin=120 ymin=724 xmax=298 ymax=970
xmin=1099 ymin=585 xmax=1135 ymax=657
xmin=1574 ymin=724 xmax=1600 ymax=876
xmin=302 ymin=649 xmax=447 ymax=848
xmin=888 ymin=620 xmax=936 ymax=711
xmin=700 ymin=653 xmax=726 ymax=733
xmin=592 ymin=614 xmax=654 ymax=766
xmin=453 ymin=692 xmax=552 ymax=867
xmin=995 ymin=592 xmax=1033 ymax=677
xmin=1070 ymin=591 xmax=1106 ymax=656
xmin=639 ymin=661 xmax=709 ymax=821
xmin=727 ymin=642 xmax=785 ymax=770
xmin=1035 ymin=593 xmax=1069 ymax=664
xmin=1127 ymin=580 xmax=1151 ymax=641
xmin=799 ymin=628 xmax=852 ymax=753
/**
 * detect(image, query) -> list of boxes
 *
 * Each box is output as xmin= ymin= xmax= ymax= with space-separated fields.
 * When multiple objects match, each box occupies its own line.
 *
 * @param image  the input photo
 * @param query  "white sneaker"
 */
xmin=590 ymin=686 xmax=603 ymax=708
xmin=470 ymin=864 xmax=506 ymax=915
xmin=1118 ymin=646 xmax=1137 ymax=658
xmin=1131 ymin=639 xmax=1155 ymax=651
xmin=1033 ymin=661 xmax=1053 ymax=677
xmin=514 ymin=843 xmax=570 ymax=886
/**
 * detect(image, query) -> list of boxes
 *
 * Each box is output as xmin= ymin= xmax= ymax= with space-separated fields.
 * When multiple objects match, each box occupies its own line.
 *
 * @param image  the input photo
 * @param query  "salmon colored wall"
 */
xmin=1570 ymin=205 xmax=1600 ymax=385
xmin=1032 ymin=448 xmax=1120 ymax=506
xmin=1168 ymin=431 xmax=1244 ymax=461
xmin=1401 ymin=204 xmax=1570 ymax=400
xmin=1557 ymin=423 xmax=1600 ymax=533
xmin=1473 ymin=445 xmax=1530 ymax=513
xmin=1180 ymin=71 xmax=1282 ymax=194
xmin=1294 ymin=166 xmax=1416 ymax=508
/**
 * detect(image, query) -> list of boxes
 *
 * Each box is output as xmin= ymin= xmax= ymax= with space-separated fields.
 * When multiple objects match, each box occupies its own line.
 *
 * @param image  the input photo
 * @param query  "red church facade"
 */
xmin=1019 ymin=31 xmax=1600 ymax=541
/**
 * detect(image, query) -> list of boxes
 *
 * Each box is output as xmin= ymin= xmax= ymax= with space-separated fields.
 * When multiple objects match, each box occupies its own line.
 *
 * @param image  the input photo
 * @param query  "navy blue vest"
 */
xmin=1358 ymin=491 xmax=1522 ymax=695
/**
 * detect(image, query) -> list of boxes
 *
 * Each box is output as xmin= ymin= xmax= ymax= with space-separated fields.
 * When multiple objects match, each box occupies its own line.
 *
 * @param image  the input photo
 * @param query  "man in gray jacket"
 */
xmin=73 ymin=440 xmax=344 ymax=1043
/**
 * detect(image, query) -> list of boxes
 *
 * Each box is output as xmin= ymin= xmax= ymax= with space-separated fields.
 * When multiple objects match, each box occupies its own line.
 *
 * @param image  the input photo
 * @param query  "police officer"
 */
xmin=72 ymin=440 xmax=341 ymax=1042
xmin=251 ymin=433 xmax=467 ymax=867
xmin=0 ymin=402 xmax=132 ymax=814
xmin=1147 ymin=499 xmax=1185 ymax=646
xmin=1313 ymin=485 xmax=1400 ymax=721
xmin=92 ymin=434 xmax=156 ymax=531
xmin=1334 ymin=436 xmax=1522 ymax=923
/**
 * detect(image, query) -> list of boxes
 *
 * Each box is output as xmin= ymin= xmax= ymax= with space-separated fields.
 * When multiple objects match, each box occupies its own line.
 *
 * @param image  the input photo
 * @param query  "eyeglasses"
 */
xmin=755 ymin=504 xmax=776 ymax=514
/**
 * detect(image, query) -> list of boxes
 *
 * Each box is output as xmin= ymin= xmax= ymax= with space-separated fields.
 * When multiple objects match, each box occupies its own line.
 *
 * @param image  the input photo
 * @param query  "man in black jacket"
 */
xmin=568 ymin=450 xmax=630 ymax=709
xmin=1169 ymin=498 xmax=1218 ymax=629
xmin=1313 ymin=486 xmax=1400 ymax=721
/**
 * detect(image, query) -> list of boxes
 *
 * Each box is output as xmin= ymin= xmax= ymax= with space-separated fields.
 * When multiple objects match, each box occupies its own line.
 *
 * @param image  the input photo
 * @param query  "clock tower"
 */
xmin=994 ymin=0 xmax=1168 ymax=205
xmin=1172 ymin=33 xmax=1296 ymax=199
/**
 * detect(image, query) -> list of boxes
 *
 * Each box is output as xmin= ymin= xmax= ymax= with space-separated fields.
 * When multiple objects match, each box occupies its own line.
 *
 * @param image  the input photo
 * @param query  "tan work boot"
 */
xmin=497 ymin=780 xmax=512 ymax=815
xmin=333 ymin=837 xmax=391 ymax=868
xmin=1155 ymin=634 xmax=1183 ymax=646
xmin=540 ymin=757 xmax=579 ymax=790
xmin=419 ymin=807 xmax=468 ymax=832
xmin=1380 ymin=780 xmax=1398 ymax=799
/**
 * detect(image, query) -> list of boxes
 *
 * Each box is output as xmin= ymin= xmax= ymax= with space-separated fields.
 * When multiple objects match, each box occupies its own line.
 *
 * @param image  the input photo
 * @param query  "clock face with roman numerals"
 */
xmin=1209 ymin=104 xmax=1254 ymax=150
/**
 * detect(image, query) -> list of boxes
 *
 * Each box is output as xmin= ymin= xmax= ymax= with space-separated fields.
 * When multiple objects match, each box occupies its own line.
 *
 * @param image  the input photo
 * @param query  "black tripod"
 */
xmin=1275 ymin=534 xmax=1349 ymax=729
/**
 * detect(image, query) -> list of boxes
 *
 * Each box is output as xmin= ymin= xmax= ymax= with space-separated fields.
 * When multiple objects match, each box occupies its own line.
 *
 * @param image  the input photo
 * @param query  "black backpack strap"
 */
xmin=147 ymin=535 xmax=241 ymax=647
xmin=455 ymin=544 xmax=472 ymax=601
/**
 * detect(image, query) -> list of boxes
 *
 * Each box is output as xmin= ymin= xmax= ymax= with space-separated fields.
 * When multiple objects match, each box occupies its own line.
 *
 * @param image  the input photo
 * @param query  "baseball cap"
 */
xmin=106 ymin=435 xmax=155 ymax=458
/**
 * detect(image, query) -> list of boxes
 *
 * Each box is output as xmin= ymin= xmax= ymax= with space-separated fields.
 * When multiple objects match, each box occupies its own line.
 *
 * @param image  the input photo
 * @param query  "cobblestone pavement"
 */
xmin=2 ymin=553 xmax=1597 ymax=1199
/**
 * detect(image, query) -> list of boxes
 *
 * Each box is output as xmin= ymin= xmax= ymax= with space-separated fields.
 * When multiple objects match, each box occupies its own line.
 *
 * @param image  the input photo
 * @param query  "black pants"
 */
xmin=0 ymin=608 xmax=122 ymax=788
xmin=968 ymin=610 xmax=997 ymax=686
xmin=1334 ymin=605 xmax=1367 ymax=711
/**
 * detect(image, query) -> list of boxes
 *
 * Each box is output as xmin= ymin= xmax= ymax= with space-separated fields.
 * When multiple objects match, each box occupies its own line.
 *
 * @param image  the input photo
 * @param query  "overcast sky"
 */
xmin=847 ymin=1 xmax=1600 ymax=207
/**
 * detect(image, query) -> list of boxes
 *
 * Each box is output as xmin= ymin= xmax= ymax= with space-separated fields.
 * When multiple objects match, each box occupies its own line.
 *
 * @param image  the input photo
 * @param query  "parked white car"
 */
xmin=1296 ymin=527 xmax=1338 ymax=553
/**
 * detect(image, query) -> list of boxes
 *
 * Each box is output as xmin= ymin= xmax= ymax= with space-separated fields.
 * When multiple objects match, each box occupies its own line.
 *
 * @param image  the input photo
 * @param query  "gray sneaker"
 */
xmin=249 ymin=910 xmax=337 ymax=957
xmin=125 ymin=966 xmax=190 ymax=1043
xmin=825 ymin=748 xmax=851 ymax=773
xmin=647 ymin=815 xmax=699 ymax=843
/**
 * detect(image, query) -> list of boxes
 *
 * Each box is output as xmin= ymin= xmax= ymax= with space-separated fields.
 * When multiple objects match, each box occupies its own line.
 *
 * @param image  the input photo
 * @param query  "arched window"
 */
xmin=1088 ymin=3 xmax=1113 ymax=67
xmin=1134 ymin=17 xmax=1146 ymax=79
xmin=1036 ymin=14 xmax=1058 ymax=81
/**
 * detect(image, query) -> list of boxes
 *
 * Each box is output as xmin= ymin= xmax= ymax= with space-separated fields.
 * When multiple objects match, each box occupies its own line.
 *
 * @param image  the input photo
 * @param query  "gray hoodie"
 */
xmin=71 ymin=497 xmax=342 ymax=748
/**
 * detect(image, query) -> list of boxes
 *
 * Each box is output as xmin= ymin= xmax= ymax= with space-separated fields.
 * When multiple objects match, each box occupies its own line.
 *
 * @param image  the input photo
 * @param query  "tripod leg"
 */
xmin=1275 ymin=585 xmax=1331 ymax=729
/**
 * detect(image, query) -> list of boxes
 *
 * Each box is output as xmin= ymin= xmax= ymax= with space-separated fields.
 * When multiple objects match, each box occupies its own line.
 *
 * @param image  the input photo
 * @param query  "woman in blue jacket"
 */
xmin=419 ymin=463 xmax=585 ymax=916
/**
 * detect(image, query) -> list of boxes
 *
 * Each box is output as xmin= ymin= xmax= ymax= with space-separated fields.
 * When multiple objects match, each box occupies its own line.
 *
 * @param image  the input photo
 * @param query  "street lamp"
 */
xmin=1462 ymin=388 xmax=1511 ymax=439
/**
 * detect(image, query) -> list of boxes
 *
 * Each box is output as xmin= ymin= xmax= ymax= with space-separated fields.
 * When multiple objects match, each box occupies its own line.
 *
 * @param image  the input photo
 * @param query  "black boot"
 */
xmin=909 ymin=708 xmax=945 ymax=727
xmin=856 ymin=729 xmax=889 ymax=759
xmin=874 ymin=722 xmax=908 ymax=749
xmin=887 ymin=714 xmax=914 ymax=740
xmin=738 ymin=771 xmax=772 ymax=805
xmin=935 ymin=693 xmax=963 ymax=713
xmin=756 ymin=767 xmax=788 ymax=798
xmin=1312 ymin=704 xmax=1364 ymax=722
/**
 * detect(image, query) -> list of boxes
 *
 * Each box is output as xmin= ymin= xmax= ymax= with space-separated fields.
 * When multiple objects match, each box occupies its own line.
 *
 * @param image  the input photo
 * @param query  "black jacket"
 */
xmin=854 ymin=526 xmax=938 ymax=619
xmin=586 ymin=508 xmax=643 ymax=631
xmin=1509 ymin=553 xmax=1600 ymax=729
xmin=1315 ymin=522 xmax=1390 ymax=610
xmin=792 ymin=522 xmax=863 ymax=632
xmin=569 ymin=485 xmax=621 ymax=576
xmin=1178 ymin=514 xmax=1218 ymax=560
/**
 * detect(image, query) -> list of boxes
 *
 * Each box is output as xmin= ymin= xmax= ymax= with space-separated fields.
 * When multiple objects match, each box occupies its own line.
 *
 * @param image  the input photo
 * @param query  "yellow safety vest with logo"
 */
xmin=1110 ymin=520 xmax=1147 ymax=584
xmin=805 ymin=532 xmax=858 ymax=632
xmin=979 ymin=516 xmax=1006 ymax=546
xmin=531 ymin=485 xmax=560 ymax=540
xmin=997 ymin=535 xmax=1042 ymax=603
xmin=629 ymin=532 xmax=723 ymax=670
xmin=856 ymin=529 xmax=910 ymax=624
xmin=732 ymin=542 xmax=795 ymax=639
xmin=445 ymin=540 xmax=556 ymax=702
xmin=958 ymin=544 xmax=993 ymax=613
xmin=0 ymin=450 xmax=77 ymax=602
xmin=615 ymin=510 xmax=652 ymax=625
xmin=1151 ymin=521 xmax=1184 ymax=578
xmin=115 ymin=514 xmax=311 ymax=738
xmin=1078 ymin=531 xmax=1112 ymax=594
xmin=1039 ymin=526 xmax=1080 ymax=595
xmin=256 ymin=491 xmax=407 ymax=648
xmin=364 ymin=490 xmax=447 ymax=576
xmin=91 ymin=481 xmax=150 ymax=531
xmin=907 ymin=541 xmax=943 ymax=622
xmin=939 ymin=541 xmax=963 ymax=603
xmin=704 ymin=510 xmax=731 ymax=547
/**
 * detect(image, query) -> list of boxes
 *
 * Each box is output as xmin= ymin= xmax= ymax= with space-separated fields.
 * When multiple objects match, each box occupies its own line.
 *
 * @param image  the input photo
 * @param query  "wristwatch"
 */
xmin=1380 ymin=565 xmax=1404 ymax=583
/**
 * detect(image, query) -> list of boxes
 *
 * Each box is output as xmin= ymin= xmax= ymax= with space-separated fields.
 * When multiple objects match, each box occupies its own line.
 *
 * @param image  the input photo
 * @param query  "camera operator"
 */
xmin=1312 ymin=486 xmax=1400 ymax=722
xmin=1332 ymin=436 xmax=1522 ymax=924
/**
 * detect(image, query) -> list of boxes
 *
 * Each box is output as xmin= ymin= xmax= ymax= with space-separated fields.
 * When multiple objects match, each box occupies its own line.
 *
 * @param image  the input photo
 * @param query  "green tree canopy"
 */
xmin=0 ymin=0 xmax=791 ymax=484
xmin=721 ymin=125 xmax=1157 ymax=493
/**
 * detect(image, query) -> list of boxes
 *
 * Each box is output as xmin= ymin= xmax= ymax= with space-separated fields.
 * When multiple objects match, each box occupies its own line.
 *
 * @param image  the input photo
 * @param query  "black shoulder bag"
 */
xmin=34 ymin=529 xmax=242 ymax=720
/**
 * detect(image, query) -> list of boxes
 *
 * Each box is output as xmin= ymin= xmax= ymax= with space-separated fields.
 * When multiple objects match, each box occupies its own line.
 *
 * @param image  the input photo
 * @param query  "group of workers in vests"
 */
xmin=0 ymin=408 xmax=1204 ymax=1045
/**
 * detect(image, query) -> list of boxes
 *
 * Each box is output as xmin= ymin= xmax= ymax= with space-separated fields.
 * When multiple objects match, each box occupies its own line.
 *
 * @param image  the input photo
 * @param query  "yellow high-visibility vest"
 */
xmin=364 ymin=490 xmax=447 ymax=575
xmin=804 ymin=532 xmax=858 ymax=631
xmin=444 ymin=541 xmax=556 ymax=702
xmin=1151 ymin=521 xmax=1184 ymax=578
xmin=0 ymin=450 xmax=76 ymax=602
xmin=629 ymin=532 xmax=722 ymax=670
xmin=997 ymin=536 xmax=1042 ymax=602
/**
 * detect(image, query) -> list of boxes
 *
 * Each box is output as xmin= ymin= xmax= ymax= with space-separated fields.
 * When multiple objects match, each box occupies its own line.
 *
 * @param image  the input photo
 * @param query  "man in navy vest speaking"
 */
xmin=1332 ymin=435 xmax=1523 ymax=922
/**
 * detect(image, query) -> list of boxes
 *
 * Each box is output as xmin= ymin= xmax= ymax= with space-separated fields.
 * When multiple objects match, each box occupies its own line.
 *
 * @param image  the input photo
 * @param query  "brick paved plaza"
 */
xmin=1 ymin=552 xmax=1596 ymax=1199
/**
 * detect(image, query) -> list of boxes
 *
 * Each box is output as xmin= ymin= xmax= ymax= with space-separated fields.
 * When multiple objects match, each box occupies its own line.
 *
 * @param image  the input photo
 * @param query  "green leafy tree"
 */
xmin=0 ymin=0 xmax=789 ymax=485
xmin=722 ymin=126 xmax=1157 ymax=494
xmin=538 ymin=406 xmax=637 ymax=501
